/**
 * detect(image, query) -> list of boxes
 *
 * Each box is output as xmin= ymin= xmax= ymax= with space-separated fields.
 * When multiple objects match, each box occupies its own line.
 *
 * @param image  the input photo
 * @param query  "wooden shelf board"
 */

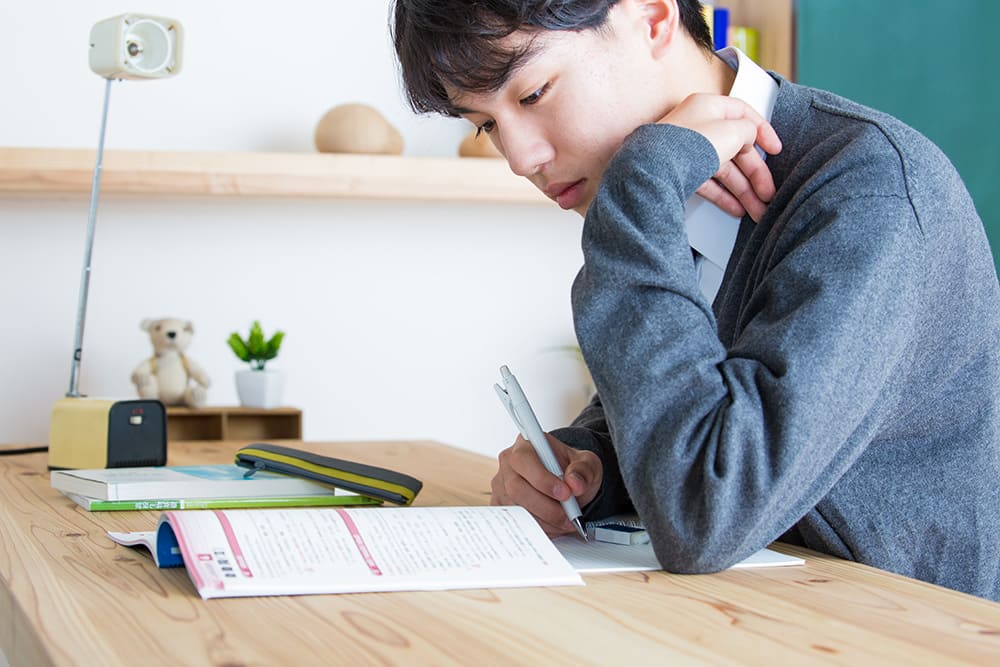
xmin=167 ymin=406 xmax=302 ymax=416
xmin=0 ymin=147 xmax=550 ymax=205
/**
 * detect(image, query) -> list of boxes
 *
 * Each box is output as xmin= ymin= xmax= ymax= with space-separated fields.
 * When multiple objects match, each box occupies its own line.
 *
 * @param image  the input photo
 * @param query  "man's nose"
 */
xmin=500 ymin=125 xmax=554 ymax=178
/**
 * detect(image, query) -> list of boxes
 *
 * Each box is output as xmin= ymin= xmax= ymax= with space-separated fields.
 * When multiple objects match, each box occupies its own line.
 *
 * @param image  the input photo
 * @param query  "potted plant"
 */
xmin=227 ymin=321 xmax=286 ymax=408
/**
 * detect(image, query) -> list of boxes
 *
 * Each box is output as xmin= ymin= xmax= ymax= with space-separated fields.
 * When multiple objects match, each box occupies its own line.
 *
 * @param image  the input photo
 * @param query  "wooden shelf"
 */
xmin=166 ymin=406 xmax=302 ymax=442
xmin=718 ymin=0 xmax=796 ymax=79
xmin=0 ymin=147 xmax=550 ymax=204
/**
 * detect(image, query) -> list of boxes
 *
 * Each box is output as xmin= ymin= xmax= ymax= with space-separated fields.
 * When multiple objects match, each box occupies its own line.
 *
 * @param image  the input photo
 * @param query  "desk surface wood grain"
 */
xmin=1 ymin=440 xmax=998 ymax=666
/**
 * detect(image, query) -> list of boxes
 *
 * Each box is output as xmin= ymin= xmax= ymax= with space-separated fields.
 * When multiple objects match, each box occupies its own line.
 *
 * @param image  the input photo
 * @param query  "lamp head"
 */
xmin=89 ymin=13 xmax=183 ymax=80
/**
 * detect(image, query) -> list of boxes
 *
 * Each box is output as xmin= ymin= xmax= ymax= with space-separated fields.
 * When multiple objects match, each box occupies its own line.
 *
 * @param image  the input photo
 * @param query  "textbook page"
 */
xmin=110 ymin=506 xmax=583 ymax=599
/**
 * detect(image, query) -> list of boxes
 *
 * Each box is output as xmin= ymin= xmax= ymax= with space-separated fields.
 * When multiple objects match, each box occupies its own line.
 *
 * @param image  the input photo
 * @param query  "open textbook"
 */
xmin=109 ymin=506 xmax=584 ymax=599
xmin=108 ymin=506 xmax=804 ymax=599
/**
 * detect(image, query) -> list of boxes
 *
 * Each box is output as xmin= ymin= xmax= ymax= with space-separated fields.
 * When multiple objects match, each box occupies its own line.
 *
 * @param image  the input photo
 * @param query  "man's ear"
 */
xmin=633 ymin=0 xmax=681 ymax=59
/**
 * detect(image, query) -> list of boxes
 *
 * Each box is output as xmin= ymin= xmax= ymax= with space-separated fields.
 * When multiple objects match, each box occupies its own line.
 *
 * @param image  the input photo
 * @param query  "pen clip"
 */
xmin=494 ymin=382 xmax=529 ymax=440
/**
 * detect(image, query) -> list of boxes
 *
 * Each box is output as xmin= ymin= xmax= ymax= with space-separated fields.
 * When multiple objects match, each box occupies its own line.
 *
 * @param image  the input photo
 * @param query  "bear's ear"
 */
xmin=140 ymin=319 xmax=156 ymax=332
xmin=184 ymin=321 xmax=194 ymax=333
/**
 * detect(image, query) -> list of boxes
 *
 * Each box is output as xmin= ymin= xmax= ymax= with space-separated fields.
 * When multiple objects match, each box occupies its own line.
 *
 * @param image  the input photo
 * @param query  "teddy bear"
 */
xmin=131 ymin=317 xmax=210 ymax=407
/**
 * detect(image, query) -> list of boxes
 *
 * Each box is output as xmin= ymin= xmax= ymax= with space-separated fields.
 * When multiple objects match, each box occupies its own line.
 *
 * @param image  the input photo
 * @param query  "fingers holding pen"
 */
xmin=491 ymin=438 xmax=582 ymax=536
xmin=516 ymin=434 xmax=602 ymax=507
xmin=492 ymin=436 xmax=604 ymax=525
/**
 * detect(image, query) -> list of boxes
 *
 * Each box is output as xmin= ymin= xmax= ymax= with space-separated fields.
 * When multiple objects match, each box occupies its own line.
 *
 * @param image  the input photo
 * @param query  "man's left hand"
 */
xmin=659 ymin=93 xmax=782 ymax=222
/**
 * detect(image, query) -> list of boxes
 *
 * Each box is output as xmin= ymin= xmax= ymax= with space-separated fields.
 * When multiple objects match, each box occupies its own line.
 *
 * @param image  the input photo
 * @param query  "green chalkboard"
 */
xmin=797 ymin=0 xmax=1000 ymax=275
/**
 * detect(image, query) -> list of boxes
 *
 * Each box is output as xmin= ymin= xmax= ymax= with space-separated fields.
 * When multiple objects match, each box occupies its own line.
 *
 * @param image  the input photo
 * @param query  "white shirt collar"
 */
xmin=685 ymin=48 xmax=779 ymax=301
xmin=719 ymin=47 xmax=779 ymax=126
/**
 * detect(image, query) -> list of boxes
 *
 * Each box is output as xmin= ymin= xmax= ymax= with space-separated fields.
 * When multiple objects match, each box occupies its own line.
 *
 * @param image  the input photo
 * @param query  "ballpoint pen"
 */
xmin=494 ymin=365 xmax=588 ymax=540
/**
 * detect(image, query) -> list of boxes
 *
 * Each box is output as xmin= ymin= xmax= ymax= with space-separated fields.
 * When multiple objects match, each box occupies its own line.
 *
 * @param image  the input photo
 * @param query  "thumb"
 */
xmin=563 ymin=457 xmax=601 ymax=498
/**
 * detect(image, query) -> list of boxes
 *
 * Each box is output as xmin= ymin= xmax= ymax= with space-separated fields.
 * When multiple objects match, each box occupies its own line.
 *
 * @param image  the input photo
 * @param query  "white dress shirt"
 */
xmin=685 ymin=47 xmax=779 ymax=302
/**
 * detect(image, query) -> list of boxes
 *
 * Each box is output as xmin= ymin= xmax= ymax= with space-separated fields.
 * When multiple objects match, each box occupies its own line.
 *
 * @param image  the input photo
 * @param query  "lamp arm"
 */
xmin=67 ymin=77 xmax=113 ymax=397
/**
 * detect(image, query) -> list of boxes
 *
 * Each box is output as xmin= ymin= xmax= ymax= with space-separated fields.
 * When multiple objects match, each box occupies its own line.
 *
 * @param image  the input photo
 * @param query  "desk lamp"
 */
xmin=48 ymin=14 xmax=183 ymax=470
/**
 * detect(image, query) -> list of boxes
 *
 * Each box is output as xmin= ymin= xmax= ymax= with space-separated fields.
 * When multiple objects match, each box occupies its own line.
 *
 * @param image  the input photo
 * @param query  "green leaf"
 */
xmin=247 ymin=321 xmax=266 ymax=357
xmin=227 ymin=334 xmax=250 ymax=362
xmin=266 ymin=331 xmax=284 ymax=358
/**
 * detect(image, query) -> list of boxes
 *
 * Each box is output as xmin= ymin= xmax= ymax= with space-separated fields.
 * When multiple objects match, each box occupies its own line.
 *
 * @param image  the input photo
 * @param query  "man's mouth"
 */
xmin=544 ymin=179 xmax=586 ymax=210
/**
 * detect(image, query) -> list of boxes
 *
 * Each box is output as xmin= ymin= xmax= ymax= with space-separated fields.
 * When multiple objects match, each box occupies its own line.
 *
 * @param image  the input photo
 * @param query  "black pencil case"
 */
xmin=234 ymin=443 xmax=423 ymax=506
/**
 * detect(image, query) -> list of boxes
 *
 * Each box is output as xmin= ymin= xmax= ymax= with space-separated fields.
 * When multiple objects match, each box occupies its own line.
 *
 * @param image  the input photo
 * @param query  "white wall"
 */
xmin=0 ymin=1 xmax=589 ymax=457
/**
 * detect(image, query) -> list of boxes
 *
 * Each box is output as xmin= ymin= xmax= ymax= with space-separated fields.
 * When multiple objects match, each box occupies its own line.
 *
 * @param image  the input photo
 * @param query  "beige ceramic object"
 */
xmin=314 ymin=103 xmax=404 ymax=155
xmin=459 ymin=129 xmax=503 ymax=158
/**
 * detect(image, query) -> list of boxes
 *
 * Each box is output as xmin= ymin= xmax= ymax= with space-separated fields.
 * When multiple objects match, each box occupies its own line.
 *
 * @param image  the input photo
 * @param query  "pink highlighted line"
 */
xmin=335 ymin=509 xmax=382 ymax=576
xmin=214 ymin=510 xmax=253 ymax=577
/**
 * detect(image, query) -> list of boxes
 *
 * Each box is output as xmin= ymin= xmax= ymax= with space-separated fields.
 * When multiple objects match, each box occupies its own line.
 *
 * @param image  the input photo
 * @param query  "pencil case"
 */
xmin=234 ymin=443 xmax=423 ymax=506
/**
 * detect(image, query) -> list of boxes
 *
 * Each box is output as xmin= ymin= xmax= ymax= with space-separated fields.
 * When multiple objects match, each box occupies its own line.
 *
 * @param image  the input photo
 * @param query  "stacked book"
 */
xmin=50 ymin=464 xmax=380 ymax=511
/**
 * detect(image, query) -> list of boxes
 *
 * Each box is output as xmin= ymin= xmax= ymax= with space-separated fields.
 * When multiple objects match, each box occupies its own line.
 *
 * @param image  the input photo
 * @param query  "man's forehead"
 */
xmin=446 ymin=85 xmax=496 ymax=115
xmin=444 ymin=29 xmax=551 ymax=113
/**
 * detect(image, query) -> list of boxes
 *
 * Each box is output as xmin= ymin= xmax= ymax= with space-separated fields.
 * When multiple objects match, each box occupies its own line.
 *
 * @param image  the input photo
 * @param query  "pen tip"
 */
xmin=573 ymin=518 xmax=587 ymax=541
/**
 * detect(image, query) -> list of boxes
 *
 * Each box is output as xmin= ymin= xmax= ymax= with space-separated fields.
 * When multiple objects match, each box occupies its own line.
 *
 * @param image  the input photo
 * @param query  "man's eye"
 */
xmin=520 ymin=83 xmax=550 ymax=106
xmin=475 ymin=120 xmax=496 ymax=137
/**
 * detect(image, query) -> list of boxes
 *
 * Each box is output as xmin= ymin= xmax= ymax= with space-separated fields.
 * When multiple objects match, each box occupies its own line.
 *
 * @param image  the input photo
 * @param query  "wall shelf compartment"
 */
xmin=166 ymin=406 xmax=302 ymax=443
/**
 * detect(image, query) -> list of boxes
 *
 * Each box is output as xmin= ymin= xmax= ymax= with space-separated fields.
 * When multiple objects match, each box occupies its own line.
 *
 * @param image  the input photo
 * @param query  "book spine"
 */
xmin=86 ymin=499 xmax=185 ymax=511
xmin=81 ymin=495 xmax=380 ymax=511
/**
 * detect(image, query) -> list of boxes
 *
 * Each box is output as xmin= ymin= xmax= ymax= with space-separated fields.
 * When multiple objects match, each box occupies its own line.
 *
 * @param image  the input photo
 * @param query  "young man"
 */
xmin=392 ymin=0 xmax=1000 ymax=600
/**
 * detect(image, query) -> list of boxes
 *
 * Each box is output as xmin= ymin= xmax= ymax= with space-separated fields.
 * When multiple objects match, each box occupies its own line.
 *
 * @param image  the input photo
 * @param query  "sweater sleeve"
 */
xmin=573 ymin=123 xmax=925 ymax=572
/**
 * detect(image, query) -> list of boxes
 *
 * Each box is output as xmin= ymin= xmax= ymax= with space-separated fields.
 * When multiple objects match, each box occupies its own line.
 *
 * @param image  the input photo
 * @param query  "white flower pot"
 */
xmin=235 ymin=369 xmax=285 ymax=408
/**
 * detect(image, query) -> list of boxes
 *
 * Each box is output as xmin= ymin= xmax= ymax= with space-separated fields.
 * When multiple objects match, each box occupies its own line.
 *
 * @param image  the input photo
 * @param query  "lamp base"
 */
xmin=49 ymin=397 xmax=166 ymax=470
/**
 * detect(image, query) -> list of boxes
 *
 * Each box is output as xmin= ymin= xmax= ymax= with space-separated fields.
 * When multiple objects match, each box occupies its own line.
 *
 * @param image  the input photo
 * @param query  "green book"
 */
xmin=65 ymin=491 xmax=381 ymax=512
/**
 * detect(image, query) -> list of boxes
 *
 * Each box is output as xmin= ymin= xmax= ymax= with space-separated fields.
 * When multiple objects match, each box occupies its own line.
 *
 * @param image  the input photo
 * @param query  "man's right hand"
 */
xmin=490 ymin=433 xmax=603 ymax=537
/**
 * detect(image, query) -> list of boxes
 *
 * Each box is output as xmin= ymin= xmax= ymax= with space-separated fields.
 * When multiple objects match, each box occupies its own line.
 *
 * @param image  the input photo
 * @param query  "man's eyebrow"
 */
xmin=446 ymin=33 xmax=546 ymax=117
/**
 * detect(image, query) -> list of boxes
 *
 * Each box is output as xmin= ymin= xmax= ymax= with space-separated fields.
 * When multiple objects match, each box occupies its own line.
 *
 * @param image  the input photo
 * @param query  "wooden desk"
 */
xmin=1 ymin=441 xmax=998 ymax=666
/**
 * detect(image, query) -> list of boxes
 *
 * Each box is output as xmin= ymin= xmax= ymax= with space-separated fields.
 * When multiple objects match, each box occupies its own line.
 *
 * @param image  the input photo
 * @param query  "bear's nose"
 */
xmin=166 ymin=331 xmax=177 ymax=339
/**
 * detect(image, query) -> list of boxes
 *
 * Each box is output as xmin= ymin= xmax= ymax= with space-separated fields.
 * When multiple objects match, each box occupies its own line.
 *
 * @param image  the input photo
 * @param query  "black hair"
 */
xmin=392 ymin=0 xmax=713 ymax=117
